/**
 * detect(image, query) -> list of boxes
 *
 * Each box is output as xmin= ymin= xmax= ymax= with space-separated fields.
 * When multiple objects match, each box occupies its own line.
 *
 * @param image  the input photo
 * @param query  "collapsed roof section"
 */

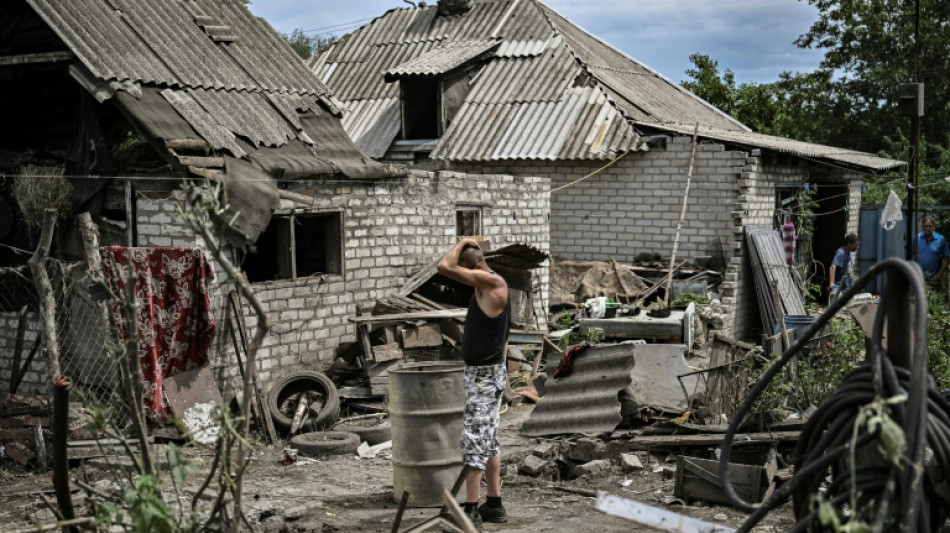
xmin=23 ymin=0 xmax=405 ymax=242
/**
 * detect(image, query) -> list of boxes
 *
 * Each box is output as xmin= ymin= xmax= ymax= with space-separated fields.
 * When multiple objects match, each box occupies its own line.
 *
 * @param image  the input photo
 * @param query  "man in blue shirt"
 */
xmin=917 ymin=216 xmax=950 ymax=285
xmin=828 ymin=233 xmax=859 ymax=300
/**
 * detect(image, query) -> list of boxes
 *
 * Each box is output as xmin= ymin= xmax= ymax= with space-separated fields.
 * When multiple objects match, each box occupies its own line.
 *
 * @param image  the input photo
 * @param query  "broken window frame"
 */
xmin=243 ymin=209 xmax=345 ymax=283
xmin=455 ymin=205 xmax=482 ymax=238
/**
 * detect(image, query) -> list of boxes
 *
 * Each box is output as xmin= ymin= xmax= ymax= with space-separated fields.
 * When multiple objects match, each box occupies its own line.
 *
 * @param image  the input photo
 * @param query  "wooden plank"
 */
xmin=349 ymin=309 xmax=467 ymax=324
xmin=187 ymin=166 xmax=223 ymax=181
xmin=399 ymin=323 xmax=443 ymax=348
xmin=371 ymin=343 xmax=404 ymax=363
xmin=177 ymin=155 xmax=225 ymax=168
xmin=629 ymin=431 xmax=799 ymax=450
xmin=278 ymin=189 xmax=316 ymax=206
xmin=0 ymin=51 xmax=74 ymax=66
xmin=165 ymin=139 xmax=210 ymax=152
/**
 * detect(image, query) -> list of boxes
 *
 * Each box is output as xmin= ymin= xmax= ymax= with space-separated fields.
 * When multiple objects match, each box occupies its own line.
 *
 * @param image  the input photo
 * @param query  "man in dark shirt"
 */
xmin=437 ymin=238 xmax=510 ymax=525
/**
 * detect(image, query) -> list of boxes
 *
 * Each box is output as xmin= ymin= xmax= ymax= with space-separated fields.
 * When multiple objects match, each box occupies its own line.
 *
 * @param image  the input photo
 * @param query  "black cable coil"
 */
xmin=720 ymin=258 xmax=950 ymax=532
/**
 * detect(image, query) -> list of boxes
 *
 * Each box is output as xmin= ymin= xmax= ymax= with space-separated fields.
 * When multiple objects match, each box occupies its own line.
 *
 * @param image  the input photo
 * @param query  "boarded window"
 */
xmin=456 ymin=206 xmax=481 ymax=237
xmin=243 ymin=212 xmax=343 ymax=282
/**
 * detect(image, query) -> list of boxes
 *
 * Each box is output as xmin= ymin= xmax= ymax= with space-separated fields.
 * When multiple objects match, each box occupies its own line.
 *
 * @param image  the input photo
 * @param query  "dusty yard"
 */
xmin=0 ymin=403 xmax=796 ymax=532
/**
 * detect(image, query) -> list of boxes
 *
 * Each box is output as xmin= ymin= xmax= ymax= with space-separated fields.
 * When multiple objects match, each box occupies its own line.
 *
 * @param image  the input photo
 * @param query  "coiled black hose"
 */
xmin=719 ymin=259 xmax=950 ymax=532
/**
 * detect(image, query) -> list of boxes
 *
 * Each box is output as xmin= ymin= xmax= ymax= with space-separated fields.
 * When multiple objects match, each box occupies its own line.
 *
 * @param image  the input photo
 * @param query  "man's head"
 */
xmin=459 ymin=244 xmax=485 ymax=269
xmin=922 ymin=216 xmax=937 ymax=238
xmin=844 ymin=233 xmax=860 ymax=252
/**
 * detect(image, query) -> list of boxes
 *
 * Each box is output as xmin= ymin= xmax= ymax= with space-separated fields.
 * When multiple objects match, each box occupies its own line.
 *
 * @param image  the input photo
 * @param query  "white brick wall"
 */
xmin=452 ymin=136 xmax=864 ymax=341
xmin=129 ymin=170 xmax=550 ymax=397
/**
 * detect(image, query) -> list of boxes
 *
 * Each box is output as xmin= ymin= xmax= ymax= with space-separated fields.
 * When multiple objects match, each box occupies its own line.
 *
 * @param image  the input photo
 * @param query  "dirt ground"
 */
xmin=0 ymin=403 xmax=797 ymax=532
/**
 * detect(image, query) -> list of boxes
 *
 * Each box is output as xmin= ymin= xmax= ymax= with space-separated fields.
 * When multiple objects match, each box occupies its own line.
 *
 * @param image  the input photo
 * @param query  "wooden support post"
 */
xmin=665 ymin=123 xmax=700 ymax=307
xmin=27 ymin=210 xmax=62 ymax=379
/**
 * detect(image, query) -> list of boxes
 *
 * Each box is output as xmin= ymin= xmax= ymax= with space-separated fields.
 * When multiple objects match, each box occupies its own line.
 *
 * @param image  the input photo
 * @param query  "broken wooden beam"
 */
xmin=348 ymin=309 xmax=467 ymax=325
xmin=277 ymin=189 xmax=316 ymax=206
xmin=629 ymin=431 xmax=800 ymax=451
xmin=165 ymin=138 xmax=211 ymax=152
xmin=0 ymin=51 xmax=74 ymax=66
xmin=177 ymin=155 xmax=225 ymax=168
xmin=187 ymin=166 xmax=224 ymax=181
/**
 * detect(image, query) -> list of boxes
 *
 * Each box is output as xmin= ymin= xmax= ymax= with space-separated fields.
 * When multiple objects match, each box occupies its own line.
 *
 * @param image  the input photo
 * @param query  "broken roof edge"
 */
xmin=533 ymin=0 xmax=750 ymax=133
xmin=638 ymin=122 xmax=905 ymax=174
xmin=383 ymin=40 xmax=502 ymax=81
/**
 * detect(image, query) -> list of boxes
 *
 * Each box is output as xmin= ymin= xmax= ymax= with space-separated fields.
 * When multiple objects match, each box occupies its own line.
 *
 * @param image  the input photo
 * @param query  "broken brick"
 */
xmin=532 ymin=442 xmax=559 ymax=460
xmin=620 ymin=453 xmax=644 ymax=472
xmin=574 ymin=459 xmax=611 ymax=477
xmin=519 ymin=455 xmax=550 ymax=477
xmin=566 ymin=438 xmax=605 ymax=462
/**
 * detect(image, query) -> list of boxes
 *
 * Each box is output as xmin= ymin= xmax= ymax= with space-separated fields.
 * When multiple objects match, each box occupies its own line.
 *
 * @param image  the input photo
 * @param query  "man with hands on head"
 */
xmin=436 ymin=238 xmax=511 ymax=527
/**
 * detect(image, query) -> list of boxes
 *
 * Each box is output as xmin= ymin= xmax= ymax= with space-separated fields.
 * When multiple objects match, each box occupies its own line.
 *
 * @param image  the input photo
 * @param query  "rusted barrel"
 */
xmin=389 ymin=362 xmax=465 ymax=506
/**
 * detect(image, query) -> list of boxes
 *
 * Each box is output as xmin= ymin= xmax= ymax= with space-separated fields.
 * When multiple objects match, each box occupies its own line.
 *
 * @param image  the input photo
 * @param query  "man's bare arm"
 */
xmin=437 ymin=238 xmax=485 ymax=288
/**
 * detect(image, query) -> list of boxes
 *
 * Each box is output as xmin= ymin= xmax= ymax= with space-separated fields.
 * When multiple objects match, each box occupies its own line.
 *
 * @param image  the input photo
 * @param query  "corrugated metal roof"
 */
xmin=485 ymin=243 xmax=548 ymax=269
xmin=314 ymin=0 xmax=643 ymax=161
xmin=385 ymin=40 xmax=499 ymax=79
xmin=341 ymin=98 xmax=402 ymax=158
xmin=653 ymin=123 xmax=904 ymax=172
xmin=24 ymin=0 xmax=404 ymax=184
xmin=432 ymin=87 xmax=638 ymax=160
xmin=27 ymin=0 xmax=329 ymax=96
xmin=315 ymin=0 xmax=900 ymax=171
xmin=522 ymin=343 xmax=636 ymax=437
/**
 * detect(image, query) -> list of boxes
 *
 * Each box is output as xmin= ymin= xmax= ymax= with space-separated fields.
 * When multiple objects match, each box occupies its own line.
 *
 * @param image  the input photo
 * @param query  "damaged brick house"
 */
xmin=0 ymin=0 xmax=549 ymax=404
xmin=312 ymin=0 xmax=903 ymax=340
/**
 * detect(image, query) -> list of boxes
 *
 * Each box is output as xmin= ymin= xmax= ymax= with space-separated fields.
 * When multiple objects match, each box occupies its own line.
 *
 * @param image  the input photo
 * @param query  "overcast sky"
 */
xmin=247 ymin=0 xmax=825 ymax=85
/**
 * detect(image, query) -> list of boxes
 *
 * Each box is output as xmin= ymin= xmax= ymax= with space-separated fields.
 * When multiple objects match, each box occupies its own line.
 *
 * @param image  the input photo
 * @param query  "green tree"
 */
xmin=796 ymin=0 xmax=950 ymax=167
xmin=681 ymin=53 xmax=782 ymax=134
xmin=282 ymin=29 xmax=339 ymax=60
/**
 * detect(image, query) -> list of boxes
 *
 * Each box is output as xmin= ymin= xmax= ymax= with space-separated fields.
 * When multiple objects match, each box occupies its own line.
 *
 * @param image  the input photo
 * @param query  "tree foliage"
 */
xmin=282 ymin=29 xmax=339 ymax=60
xmin=681 ymin=0 xmax=950 ymax=207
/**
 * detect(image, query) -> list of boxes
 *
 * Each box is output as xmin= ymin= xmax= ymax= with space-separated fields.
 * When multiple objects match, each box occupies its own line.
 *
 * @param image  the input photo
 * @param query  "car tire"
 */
xmin=268 ymin=371 xmax=341 ymax=436
xmin=334 ymin=418 xmax=392 ymax=445
xmin=290 ymin=431 xmax=360 ymax=457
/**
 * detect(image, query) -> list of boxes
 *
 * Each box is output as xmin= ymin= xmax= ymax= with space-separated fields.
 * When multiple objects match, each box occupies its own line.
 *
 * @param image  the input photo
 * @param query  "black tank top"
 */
xmin=462 ymin=285 xmax=511 ymax=367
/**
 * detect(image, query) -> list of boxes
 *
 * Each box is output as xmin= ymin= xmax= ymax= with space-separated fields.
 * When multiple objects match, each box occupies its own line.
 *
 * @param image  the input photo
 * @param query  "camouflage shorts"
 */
xmin=460 ymin=363 xmax=506 ymax=470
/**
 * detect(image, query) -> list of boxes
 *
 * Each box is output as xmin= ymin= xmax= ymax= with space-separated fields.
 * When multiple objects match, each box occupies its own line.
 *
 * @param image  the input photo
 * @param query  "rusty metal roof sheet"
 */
xmin=385 ymin=40 xmax=499 ymax=79
xmin=485 ymin=243 xmax=548 ymax=270
xmin=522 ymin=343 xmax=636 ymax=437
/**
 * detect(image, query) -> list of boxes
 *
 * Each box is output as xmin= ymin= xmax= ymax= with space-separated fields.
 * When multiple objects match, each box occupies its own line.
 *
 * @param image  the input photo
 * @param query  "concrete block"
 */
xmin=566 ymin=438 xmax=606 ymax=462
xmin=574 ymin=459 xmax=611 ymax=477
xmin=532 ymin=442 xmax=560 ymax=460
xmin=519 ymin=455 xmax=550 ymax=477
xmin=620 ymin=453 xmax=644 ymax=472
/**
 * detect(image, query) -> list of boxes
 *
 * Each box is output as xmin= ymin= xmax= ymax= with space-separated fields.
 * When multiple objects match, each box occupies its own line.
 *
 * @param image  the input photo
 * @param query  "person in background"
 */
xmin=828 ymin=233 xmax=859 ymax=301
xmin=437 ymin=238 xmax=510 ymax=527
xmin=917 ymin=216 xmax=950 ymax=286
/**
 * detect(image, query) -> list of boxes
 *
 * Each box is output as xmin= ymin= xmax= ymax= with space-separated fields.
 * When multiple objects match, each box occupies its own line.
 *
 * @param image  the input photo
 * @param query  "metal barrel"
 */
xmin=389 ymin=361 xmax=465 ymax=506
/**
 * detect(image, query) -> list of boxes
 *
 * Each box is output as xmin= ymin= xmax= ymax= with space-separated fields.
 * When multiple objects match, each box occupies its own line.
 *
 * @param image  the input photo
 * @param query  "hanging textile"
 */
xmin=100 ymin=246 xmax=216 ymax=419
xmin=782 ymin=213 xmax=797 ymax=267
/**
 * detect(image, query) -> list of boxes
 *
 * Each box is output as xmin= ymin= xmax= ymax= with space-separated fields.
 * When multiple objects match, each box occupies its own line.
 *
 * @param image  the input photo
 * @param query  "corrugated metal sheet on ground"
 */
xmin=385 ymin=40 xmax=499 ymax=79
xmin=27 ymin=0 xmax=328 ymax=95
xmin=522 ymin=343 xmax=636 ymax=437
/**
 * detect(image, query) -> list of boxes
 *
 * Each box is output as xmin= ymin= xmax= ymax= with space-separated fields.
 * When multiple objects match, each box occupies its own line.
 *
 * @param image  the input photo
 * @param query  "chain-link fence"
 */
xmin=1 ymin=258 xmax=128 ymax=478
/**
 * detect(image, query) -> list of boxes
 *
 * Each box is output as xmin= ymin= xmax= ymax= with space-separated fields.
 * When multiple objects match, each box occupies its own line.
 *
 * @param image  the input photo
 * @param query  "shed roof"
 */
xmin=314 ymin=0 xmax=901 ymax=172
